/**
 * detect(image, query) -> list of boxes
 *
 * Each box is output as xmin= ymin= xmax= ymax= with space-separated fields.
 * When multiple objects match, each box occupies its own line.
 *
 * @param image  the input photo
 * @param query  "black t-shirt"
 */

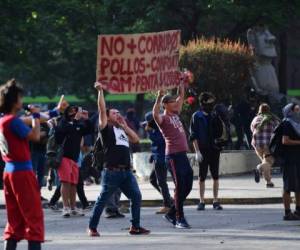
xmin=282 ymin=120 xmax=300 ymax=162
xmin=101 ymin=124 xmax=131 ymax=168
xmin=55 ymin=118 xmax=94 ymax=162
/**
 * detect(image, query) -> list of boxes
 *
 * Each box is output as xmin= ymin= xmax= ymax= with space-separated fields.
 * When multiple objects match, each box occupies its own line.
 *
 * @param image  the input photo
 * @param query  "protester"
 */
xmin=88 ymin=82 xmax=150 ymax=236
xmin=232 ymin=88 xmax=258 ymax=149
xmin=251 ymin=103 xmax=280 ymax=187
xmin=190 ymin=92 xmax=223 ymax=211
xmin=144 ymin=111 xmax=173 ymax=214
xmin=281 ymin=103 xmax=300 ymax=220
xmin=0 ymin=79 xmax=44 ymax=250
xmin=30 ymin=122 xmax=50 ymax=201
xmin=55 ymin=105 xmax=94 ymax=217
xmin=153 ymin=81 xmax=193 ymax=229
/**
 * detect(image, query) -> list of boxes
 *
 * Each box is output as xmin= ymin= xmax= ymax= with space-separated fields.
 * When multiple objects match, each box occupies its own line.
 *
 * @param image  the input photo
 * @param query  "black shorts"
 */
xmin=198 ymin=148 xmax=220 ymax=181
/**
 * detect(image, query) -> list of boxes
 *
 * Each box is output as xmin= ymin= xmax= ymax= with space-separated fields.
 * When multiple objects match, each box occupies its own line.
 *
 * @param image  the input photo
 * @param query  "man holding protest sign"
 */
xmin=153 ymin=77 xmax=193 ymax=229
xmin=88 ymin=82 xmax=150 ymax=236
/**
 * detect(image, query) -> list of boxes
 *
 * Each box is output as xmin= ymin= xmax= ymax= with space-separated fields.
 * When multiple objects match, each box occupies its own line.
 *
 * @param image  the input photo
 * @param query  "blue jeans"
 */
xmin=89 ymin=169 xmax=142 ymax=229
xmin=31 ymin=150 xmax=46 ymax=188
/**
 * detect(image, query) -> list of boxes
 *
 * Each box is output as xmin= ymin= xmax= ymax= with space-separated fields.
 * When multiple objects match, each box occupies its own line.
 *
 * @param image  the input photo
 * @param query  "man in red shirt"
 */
xmin=153 ymin=83 xmax=193 ymax=229
xmin=0 ymin=79 xmax=43 ymax=250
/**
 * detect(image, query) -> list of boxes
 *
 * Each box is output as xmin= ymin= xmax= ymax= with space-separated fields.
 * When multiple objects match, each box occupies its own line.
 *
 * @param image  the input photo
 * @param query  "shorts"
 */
xmin=57 ymin=157 xmax=79 ymax=184
xmin=199 ymin=148 xmax=220 ymax=181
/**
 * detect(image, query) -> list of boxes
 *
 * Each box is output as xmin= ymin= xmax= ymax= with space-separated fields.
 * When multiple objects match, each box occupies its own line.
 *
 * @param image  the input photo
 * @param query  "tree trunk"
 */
xmin=135 ymin=93 xmax=144 ymax=119
xmin=278 ymin=30 xmax=288 ymax=94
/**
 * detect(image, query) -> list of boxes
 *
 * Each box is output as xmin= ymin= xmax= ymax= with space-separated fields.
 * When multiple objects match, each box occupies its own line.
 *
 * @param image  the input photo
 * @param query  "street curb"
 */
xmin=0 ymin=197 xmax=283 ymax=210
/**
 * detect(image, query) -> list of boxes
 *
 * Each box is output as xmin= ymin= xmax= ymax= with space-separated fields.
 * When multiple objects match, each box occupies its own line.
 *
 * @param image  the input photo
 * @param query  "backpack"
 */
xmin=45 ymin=127 xmax=66 ymax=170
xmin=91 ymin=133 xmax=104 ymax=172
xmin=212 ymin=113 xmax=229 ymax=147
xmin=269 ymin=122 xmax=284 ymax=158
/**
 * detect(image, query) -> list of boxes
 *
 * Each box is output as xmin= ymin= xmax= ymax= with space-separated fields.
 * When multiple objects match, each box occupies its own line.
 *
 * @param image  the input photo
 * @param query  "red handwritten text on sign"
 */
xmin=96 ymin=30 xmax=181 ymax=93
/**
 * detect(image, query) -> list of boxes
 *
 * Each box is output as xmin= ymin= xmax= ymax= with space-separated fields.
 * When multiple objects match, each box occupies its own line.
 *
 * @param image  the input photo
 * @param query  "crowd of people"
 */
xmin=1 ymin=77 xmax=300 ymax=249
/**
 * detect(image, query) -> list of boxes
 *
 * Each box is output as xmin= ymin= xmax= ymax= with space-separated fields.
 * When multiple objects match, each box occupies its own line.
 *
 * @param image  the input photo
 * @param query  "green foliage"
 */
xmin=179 ymin=37 xmax=255 ymax=126
xmin=0 ymin=0 xmax=299 ymax=100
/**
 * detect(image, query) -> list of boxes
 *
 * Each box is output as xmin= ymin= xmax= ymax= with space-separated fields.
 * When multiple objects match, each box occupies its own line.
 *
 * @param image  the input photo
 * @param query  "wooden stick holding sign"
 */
xmin=96 ymin=30 xmax=181 ymax=94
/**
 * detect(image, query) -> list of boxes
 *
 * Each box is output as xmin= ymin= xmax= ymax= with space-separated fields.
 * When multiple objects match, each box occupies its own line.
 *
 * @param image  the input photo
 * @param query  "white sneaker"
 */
xmin=70 ymin=208 xmax=85 ymax=217
xmin=62 ymin=207 xmax=71 ymax=218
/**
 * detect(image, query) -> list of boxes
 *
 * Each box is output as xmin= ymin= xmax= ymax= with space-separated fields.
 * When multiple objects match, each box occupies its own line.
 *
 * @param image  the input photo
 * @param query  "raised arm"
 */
xmin=95 ymin=82 xmax=108 ymax=130
xmin=176 ymin=83 xmax=185 ymax=114
xmin=153 ymin=90 xmax=165 ymax=125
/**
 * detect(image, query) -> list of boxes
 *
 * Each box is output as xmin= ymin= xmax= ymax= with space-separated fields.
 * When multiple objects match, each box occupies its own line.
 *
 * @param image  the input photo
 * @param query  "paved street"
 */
xmin=1 ymin=204 xmax=300 ymax=250
xmin=0 ymin=174 xmax=285 ymax=208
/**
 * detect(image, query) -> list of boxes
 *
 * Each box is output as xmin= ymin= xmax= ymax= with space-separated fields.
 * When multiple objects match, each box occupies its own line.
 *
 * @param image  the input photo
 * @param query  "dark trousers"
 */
xmin=149 ymin=160 xmax=172 ymax=207
xmin=49 ymin=172 xmax=89 ymax=208
xmin=105 ymin=189 xmax=121 ymax=213
xmin=165 ymin=152 xmax=193 ymax=219
xmin=31 ymin=150 xmax=46 ymax=189
xmin=89 ymin=169 xmax=141 ymax=229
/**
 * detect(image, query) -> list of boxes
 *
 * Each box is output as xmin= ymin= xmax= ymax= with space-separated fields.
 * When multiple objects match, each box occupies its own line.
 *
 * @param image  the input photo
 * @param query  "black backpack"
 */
xmin=269 ymin=122 xmax=284 ymax=158
xmin=45 ymin=127 xmax=66 ymax=170
xmin=91 ymin=134 xmax=104 ymax=172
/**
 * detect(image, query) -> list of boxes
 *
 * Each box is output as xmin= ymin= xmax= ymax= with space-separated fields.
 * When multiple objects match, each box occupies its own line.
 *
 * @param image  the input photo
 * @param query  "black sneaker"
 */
xmin=175 ymin=217 xmax=191 ymax=229
xmin=254 ymin=169 xmax=260 ymax=183
xmin=266 ymin=182 xmax=274 ymax=188
xmin=82 ymin=202 xmax=94 ymax=211
xmin=48 ymin=203 xmax=60 ymax=212
xmin=213 ymin=202 xmax=223 ymax=210
xmin=197 ymin=202 xmax=205 ymax=211
xmin=283 ymin=212 xmax=300 ymax=221
xmin=163 ymin=213 xmax=176 ymax=226
xmin=105 ymin=211 xmax=125 ymax=219
xmin=115 ymin=211 xmax=125 ymax=218
xmin=41 ymin=196 xmax=48 ymax=202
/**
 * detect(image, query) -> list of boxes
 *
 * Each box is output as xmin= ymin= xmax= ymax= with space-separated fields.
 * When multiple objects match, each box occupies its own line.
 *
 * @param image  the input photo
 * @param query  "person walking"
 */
xmin=251 ymin=103 xmax=280 ymax=187
xmin=144 ymin=111 xmax=173 ymax=214
xmin=281 ymin=103 xmax=300 ymax=220
xmin=190 ymin=92 xmax=223 ymax=211
xmin=88 ymin=82 xmax=150 ymax=236
xmin=153 ymin=82 xmax=193 ymax=229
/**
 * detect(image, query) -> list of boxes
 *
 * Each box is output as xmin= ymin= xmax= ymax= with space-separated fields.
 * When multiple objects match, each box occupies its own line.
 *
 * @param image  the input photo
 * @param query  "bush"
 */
xmin=179 ymin=37 xmax=255 ymax=127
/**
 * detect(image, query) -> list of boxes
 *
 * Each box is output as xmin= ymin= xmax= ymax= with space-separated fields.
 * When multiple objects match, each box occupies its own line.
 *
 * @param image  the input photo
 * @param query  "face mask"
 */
xmin=202 ymin=103 xmax=214 ymax=113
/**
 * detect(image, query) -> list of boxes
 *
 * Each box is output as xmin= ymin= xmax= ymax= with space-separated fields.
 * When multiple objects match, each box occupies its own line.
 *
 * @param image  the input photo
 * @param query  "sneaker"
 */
xmin=155 ymin=207 xmax=170 ymax=214
xmin=129 ymin=226 xmax=150 ymax=235
xmin=48 ymin=203 xmax=61 ymax=212
xmin=119 ymin=206 xmax=130 ymax=214
xmin=213 ymin=202 xmax=223 ymax=210
xmin=70 ymin=208 xmax=85 ymax=217
xmin=41 ymin=196 xmax=48 ymax=202
xmin=197 ymin=202 xmax=205 ymax=211
xmin=254 ymin=169 xmax=260 ymax=183
xmin=115 ymin=211 xmax=125 ymax=218
xmin=62 ymin=207 xmax=71 ymax=218
xmin=266 ymin=182 xmax=274 ymax=188
xmin=175 ymin=217 xmax=191 ymax=229
xmin=87 ymin=228 xmax=100 ymax=237
xmin=283 ymin=212 xmax=300 ymax=221
xmin=105 ymin=210 xmax=125 ymax=219
xmin=163 ymin=213 xmax=176 ymax=226
xmin=82 ymin=202 xmax=94 ymax=211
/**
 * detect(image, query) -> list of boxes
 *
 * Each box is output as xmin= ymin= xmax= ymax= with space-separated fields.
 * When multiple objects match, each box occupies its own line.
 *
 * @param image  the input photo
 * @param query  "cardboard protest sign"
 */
xmin=96 ymin=30 xmax=181 ymax=93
